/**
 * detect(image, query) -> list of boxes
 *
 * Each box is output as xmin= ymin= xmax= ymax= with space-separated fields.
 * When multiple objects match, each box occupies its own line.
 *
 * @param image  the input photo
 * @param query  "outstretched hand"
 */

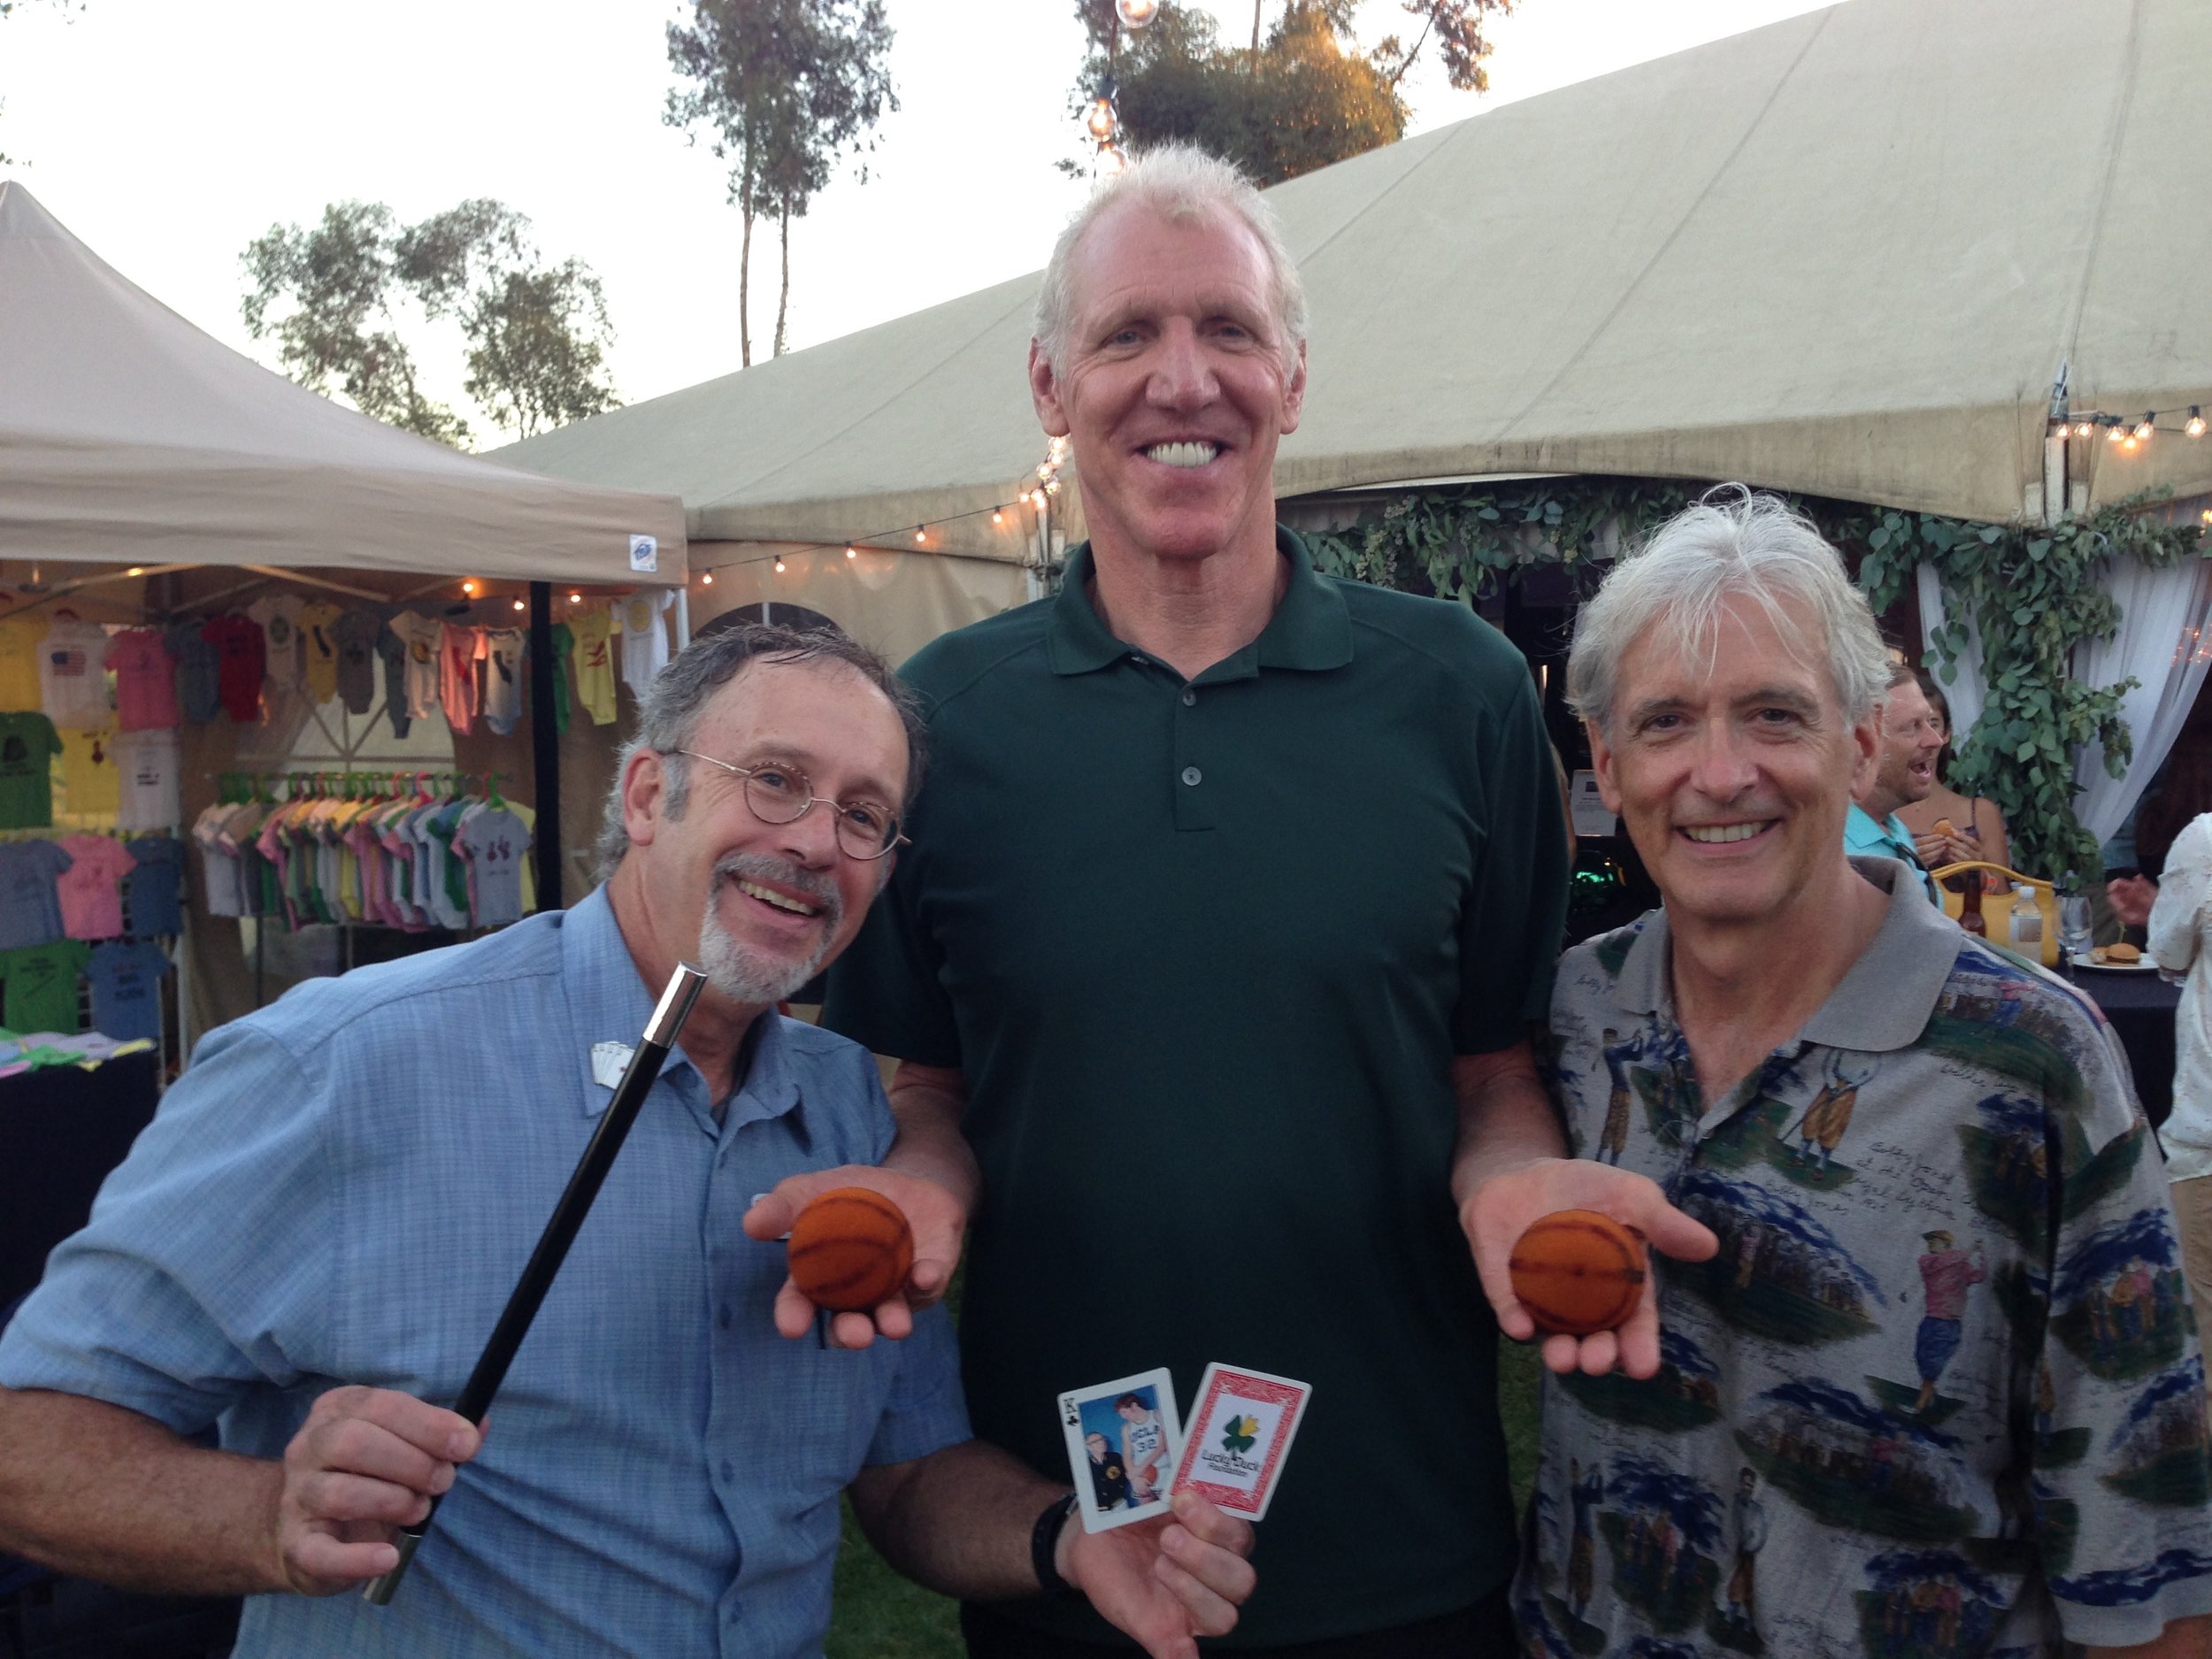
xmin=742 ymin=1164 xmax=966 ymax=1348
xmin=2108 ymin=874 xmax=2157 ymax=932
xmin=1064 ymin=1490 xmax=1256 ymax=1659
xmin=1461 ymin=1157 xmax=1717 ymax=1379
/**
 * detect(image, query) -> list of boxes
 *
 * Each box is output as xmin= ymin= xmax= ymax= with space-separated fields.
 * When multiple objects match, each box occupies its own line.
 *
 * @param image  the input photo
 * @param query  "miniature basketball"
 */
xmin=788 ymin=1187 xmax=915 ymax=1312
xmin=1508 ymin=1209 xmax=1647 ymax=1336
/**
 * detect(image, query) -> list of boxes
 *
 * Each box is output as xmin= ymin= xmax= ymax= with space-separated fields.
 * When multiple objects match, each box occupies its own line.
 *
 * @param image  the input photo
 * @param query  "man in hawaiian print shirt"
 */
xmin=1513 ymin=488 xmax=2212 ymax=1658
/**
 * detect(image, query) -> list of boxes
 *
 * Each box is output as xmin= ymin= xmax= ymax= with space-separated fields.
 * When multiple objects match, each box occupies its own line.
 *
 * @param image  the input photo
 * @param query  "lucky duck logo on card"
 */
xmin=1202 ymin=1416 xmax=1267 ymax=1477
xmin=1220 ymin=1415 xmax=1259 ymax=1455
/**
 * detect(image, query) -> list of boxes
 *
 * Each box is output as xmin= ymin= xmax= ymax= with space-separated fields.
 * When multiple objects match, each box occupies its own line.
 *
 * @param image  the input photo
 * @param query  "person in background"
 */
xmin=1846 ymin=664 xmax=1944 ymax=902
xmin=1896 ymin=671 xmax=2011 ymax=878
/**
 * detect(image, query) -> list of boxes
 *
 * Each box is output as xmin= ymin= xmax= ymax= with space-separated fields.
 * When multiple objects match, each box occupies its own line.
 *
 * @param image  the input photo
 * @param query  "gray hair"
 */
xmin=1566 ymin=488 xmax=1890 ymax=737
xmin=1033 ymin=142 xmax=1308 ymax=376
xmin=593 ymin=623 xmax=928 ymax=885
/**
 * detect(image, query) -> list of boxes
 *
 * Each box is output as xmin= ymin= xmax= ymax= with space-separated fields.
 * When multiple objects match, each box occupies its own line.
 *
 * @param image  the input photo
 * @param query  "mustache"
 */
xmin=710 ymin=851 xmax=843 ymax=928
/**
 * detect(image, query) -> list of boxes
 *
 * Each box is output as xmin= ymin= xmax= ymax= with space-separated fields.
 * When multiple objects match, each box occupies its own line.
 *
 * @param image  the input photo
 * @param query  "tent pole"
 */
xmin=675 ymin=586 xmax=693 ymax=650
xmin=528 ymin=581 xmax=563 ymax=911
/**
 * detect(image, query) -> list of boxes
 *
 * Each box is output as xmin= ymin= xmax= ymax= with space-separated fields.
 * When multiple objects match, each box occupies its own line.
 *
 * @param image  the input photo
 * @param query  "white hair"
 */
xmin=1032 ymin=142 xmax=1308 ymax=376
xmin=1566 ymin=488 xmax=1891 ymax=736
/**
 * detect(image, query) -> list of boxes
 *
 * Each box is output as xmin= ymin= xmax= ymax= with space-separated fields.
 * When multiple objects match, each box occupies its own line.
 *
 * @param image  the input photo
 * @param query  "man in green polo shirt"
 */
xmin=808 ymin=144 xmax=1710 ymax=1655
xmin=1845 ymin=664 xmax=1944 ymax=903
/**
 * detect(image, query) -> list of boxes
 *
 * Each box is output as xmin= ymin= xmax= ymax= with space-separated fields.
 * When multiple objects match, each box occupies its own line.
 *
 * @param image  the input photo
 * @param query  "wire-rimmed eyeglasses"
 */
xmin=669 ymin=751 xmax=906 ymax=860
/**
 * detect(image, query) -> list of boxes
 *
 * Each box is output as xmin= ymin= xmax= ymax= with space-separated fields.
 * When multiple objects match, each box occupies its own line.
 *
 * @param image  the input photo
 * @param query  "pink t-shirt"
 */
xmin=109 ymin=628 xmax=180 ymax=731
xmin=55 ymin=833 xmax=137 ymax=941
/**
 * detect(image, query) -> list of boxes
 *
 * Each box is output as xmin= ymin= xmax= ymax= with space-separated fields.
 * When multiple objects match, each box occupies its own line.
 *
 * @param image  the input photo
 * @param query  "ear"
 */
xmin=1586 ymin=718 xmax=1624 ymax=814
xmin=1848 ymin=709 xmax=1880 ymax=798
xmin=619 ymin=747 xmax=671 ymax=849
xmin=1279 ymin=337 xmax=1309 ymax=435
xmin=1029 ymin=339 xmax=1071 ymax=438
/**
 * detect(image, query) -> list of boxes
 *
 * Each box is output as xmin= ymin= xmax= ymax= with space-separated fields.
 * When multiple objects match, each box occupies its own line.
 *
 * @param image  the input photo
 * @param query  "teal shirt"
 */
xmin=826 ymin=529 xmax=1569 ymax=1644
xmin=1846 ymin=803 xmax=1941 ymax=902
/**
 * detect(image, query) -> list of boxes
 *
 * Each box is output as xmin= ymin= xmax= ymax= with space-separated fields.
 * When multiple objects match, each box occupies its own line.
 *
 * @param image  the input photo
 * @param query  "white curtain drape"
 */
xmin=1916 ymin=557 xmax=2212 ymax=855
xmin=2070 ymin=557 xmax=2212 ymax=842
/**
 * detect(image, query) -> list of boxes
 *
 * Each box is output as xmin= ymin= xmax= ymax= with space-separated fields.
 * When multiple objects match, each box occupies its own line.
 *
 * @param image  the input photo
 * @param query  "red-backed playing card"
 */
xmin=1168 ymin=1363 xmax=1311 ymax=1521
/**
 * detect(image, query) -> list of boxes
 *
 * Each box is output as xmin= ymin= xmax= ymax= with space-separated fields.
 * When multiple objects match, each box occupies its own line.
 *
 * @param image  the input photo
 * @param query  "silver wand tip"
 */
xmin=646 ymin=963 xmax=710 ymax=1048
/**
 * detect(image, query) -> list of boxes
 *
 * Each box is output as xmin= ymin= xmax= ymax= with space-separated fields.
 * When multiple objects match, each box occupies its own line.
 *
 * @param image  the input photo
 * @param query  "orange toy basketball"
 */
xmin=788 ymin=1187 xmax=915 ymax=1312
xmin=1508 ymin=1209 xmax=1647 ymax=1336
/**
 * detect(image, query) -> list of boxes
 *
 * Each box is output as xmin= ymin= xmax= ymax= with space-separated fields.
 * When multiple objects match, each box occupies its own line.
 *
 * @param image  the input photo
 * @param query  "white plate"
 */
xmin=2071 ymin=952 xmax=2158 ymax=974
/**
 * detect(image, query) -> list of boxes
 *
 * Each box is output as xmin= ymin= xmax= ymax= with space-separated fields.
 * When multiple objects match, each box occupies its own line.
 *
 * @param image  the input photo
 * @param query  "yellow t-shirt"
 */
xmin=0 ymin=616 xmax=46 ymax=709
xmin=58 ymin=723 xmax=120 ymax=818
xmin=572 ymin=606 xmax=618 ymax=726
xmin=297 ymin=602 xmax=344 ymax=705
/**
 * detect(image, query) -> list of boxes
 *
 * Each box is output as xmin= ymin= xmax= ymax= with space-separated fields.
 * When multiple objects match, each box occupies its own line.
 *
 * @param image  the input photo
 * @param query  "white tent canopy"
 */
xmin=507 ymin=0 xmax=2211 ymax=549
xmin=0 ymin=181 xmax=687 ymax=585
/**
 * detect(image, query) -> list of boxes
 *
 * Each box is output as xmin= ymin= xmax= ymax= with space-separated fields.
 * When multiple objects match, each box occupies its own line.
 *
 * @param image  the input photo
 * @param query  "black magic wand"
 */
xmin=364 ymin=960 xmax=709 ymax=1606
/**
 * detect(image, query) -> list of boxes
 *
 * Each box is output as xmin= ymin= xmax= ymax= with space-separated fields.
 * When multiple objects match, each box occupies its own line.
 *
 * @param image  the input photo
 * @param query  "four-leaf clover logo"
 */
xmin=1222 ymin=1414 xmax=1259 ymax=1454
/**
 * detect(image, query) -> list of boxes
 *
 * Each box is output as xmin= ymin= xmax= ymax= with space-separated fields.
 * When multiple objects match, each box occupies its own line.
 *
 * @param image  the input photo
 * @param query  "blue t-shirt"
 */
xmin=121 ymin=835 xmax=184 ymax=936
xmin=0 ymin=839 xmax=72 ymax=949
xmin=86 ymin=940 xmax=170 ymax=1041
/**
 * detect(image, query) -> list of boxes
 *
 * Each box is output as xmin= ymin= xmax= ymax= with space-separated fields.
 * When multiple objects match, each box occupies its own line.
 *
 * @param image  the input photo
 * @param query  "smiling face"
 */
xmin=1861 ymin=678 xmax=1942 ymax=819
xmin=1589 ymin=593 xmax=1877 ymax=936
xmin=618 ymin=656 xmax=908 ymax=1013
xmin=1029 ymin=199 xmax=1305 ymax=566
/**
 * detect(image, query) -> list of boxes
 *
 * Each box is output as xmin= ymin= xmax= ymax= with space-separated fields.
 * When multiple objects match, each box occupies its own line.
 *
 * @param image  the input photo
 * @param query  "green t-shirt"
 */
xmin=0 ymin=710 xmax=63 ymax=830
xmin=1 ymin=938 xmax=90 ymax=1033
xmin=825 ymin=530 xmax=1569 ymax=1645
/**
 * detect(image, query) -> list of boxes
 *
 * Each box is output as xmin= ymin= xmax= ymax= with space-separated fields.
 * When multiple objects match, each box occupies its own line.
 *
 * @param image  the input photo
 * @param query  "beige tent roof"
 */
xmin=507 ymin=0 xmax=2212 ymax=546
xmin=0 ymin=181 xmax=687 ymax=584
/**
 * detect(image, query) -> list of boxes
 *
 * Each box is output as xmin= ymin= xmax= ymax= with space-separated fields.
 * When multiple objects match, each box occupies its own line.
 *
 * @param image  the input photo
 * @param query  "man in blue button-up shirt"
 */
xmin=0 ymin=626 xmax=1255 ymax=1658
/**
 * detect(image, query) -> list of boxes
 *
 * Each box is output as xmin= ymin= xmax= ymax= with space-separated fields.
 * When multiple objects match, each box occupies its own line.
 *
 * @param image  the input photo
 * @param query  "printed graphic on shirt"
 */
xmin=1671 ymin=1169 xmax=1883 ymax=1347
xmin=1592 ymin=1454 xmax=1725 ymax=1634
xmin=2043 ymin=1209 xmax=2194 ymax=1384
xmin=1852 ymin=1549 xmax=2009 ymax=1658
xmin=1924 ymin=958 xmax=2113 ymax=1118
xmin=1736 ymin=1378 xmax=1978 ymax=1541
xmin=2098 ymin=1357 xmax=2212 ymax=1509
xmin=1860 ymin=1230 xmax=1987 ymax=1425
xmin=1558 ymin=1327 xmax=1724 ymax=1434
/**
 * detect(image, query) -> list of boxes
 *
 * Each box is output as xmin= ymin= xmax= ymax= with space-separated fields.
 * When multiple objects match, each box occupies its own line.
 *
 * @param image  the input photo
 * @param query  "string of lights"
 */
xmin=2052 ymin=403 xmax=2208 ymax=453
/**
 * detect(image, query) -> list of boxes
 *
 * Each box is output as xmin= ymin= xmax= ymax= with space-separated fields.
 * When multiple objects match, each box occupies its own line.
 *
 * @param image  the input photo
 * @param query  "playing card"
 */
xmin=1057 ymin=1368 xmax=1182 ymax=1533
xmin=1168 ymin=1363 xmax=1311 ymax=1521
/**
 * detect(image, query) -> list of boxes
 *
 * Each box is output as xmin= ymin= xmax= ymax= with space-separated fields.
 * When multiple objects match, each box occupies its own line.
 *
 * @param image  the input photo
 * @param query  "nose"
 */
xmin=774 ymin=798 xmax=844 ymax=869
xmin=1686 ymin=722 xmax=1760 ymax=801
xmin=1145 ymin=319 xmax=1218 ymax=409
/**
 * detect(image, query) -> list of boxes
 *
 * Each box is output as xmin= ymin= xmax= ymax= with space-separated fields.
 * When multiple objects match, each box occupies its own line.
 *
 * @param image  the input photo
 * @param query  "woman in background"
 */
xmin=1897 ymin=671 xmax=2012 ymax=878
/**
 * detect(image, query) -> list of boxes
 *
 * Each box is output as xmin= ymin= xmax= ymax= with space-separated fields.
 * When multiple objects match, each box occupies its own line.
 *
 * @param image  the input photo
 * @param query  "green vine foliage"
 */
xmin=1306 ymin=478 xmax=2206 ymax=884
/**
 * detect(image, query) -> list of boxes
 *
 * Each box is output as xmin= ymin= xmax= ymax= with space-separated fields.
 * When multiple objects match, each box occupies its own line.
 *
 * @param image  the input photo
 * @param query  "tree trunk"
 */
xmin=774 ymin=195 xmax=791 ymax=357
xmin=738 ymin=199 xmax=755 ymax=368
xmin=1251 ymin=0 xmax=1262 ymax=55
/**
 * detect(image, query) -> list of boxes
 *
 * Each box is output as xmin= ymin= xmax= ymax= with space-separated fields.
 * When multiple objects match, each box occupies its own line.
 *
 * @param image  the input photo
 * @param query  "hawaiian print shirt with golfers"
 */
xmin=1516 ymin=857 xmax=2212 ymax=1657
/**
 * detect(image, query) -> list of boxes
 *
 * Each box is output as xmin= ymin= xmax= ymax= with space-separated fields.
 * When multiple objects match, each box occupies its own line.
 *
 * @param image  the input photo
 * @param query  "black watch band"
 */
xmin=1032 ymin=1491 xmax=1079 ymax=1597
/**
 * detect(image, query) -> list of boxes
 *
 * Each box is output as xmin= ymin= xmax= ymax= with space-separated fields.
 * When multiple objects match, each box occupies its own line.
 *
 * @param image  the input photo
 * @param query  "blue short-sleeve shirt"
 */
xmin=0 ymin=887 xmax=970 ymax=1658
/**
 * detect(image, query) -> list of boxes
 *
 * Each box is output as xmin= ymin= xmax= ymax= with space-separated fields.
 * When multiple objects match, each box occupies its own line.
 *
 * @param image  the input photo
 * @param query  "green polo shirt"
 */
xmin=825 ymin=529 xmax=1568 ymax=1645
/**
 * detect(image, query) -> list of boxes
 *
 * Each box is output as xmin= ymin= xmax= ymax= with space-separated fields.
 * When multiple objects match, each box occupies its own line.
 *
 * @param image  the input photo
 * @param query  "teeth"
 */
xmin=737 ymin=878 xmax=819 ymax=916
xmin=1682 ymin=823 xmax=1771 ymax=844
xmin=1145 ymin=442 xmax=1219 ymax=468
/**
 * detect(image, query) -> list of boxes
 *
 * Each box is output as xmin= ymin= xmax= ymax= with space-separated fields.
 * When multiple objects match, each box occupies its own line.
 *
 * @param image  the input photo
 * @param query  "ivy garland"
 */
xmin=1305 ymin=478 xmax=2206 ymax=884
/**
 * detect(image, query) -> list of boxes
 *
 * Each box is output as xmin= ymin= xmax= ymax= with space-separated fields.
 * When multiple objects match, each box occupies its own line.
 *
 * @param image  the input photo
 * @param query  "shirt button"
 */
xmin=1181 ymin=688 xmax=1196 ymax=707
xmin=1129 ymin=652 xmax=1146 ymax=664
xmin=1181 ymin=766 xmax=1202 ymax=787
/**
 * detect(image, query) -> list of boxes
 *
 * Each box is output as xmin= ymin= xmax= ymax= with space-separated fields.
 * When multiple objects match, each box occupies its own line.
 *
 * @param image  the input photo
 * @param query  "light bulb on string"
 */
xmin=992 ymin=509 xmax=1005 ymax=526
xmin=512 ymin=597 xmax=526 ymax=611
xmin=462 ymin=580 xmax=478 ymax=595
xmin=914 ymin=526 xmax=928 ymax=545
xmin=2189 ymin=407 xmax=2207 ymax=439
xmin=2074 ymin=420 xmax=2095 ymax=439
xmin=569 ymin=592 xmax=582 ymax=604
xmin=2136 ymin=415 xmax=2156 ymax=442
xmin=1085 ymin=80 xmax=1118 ymax=142
xmin=1116 ymin=0 xmax=1159 ymax=27
xmin=1098 ymin=142 xmax=1130 ymax=178
xmin=127 ymin=565 xmax=144 ymax=577
xmin=701 ymin=571 xmax=713 ymax=585
xmin=845 ymin=545 xmax=857 ymax=559
xmin=2107 ymin=422 xmax=2126 ymax=444
xmin=2123 ymin=434 xmax=2139 ymax=453
xmin=772 ymin=557 xmax=787 ymax=573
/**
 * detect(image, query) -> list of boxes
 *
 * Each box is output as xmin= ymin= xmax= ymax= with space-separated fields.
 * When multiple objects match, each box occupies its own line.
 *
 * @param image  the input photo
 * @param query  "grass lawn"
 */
xmin=825 ymin=1338 xmax=1547 ymax=1655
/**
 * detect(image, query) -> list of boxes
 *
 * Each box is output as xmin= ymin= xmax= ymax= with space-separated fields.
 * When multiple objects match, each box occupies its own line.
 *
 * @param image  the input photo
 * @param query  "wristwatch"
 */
xmin=1032 ymin=1491 xmax=1079 ymax=1597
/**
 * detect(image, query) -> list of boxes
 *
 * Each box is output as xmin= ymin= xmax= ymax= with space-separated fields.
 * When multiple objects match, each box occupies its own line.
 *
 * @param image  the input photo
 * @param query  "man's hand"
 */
xmin=271 ymin=1385 xmax=480 ymax=1595
xmin=743 ymin=1164 xmax=966 ymax=1348
xmin=1913 ymin=828 xmax=1975 ymax=872
xmin=2109 ymin=874 xmax=2158 ymax=931
xmin=1461 ymin=1158 xmax=1717 ymax=1379
xmin=1062 ymin=1489 xmax=1256 ymax=1659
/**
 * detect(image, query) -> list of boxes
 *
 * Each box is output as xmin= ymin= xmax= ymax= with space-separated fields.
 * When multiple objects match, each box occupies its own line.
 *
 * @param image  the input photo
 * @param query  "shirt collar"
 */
xmin=1610 ymin=856 xmax=1962 ymax=1052
xmin=557 ymin=887 xmax=801 ymax=1131
xmin=1045 ymin=526 xmax=1352 ymax=680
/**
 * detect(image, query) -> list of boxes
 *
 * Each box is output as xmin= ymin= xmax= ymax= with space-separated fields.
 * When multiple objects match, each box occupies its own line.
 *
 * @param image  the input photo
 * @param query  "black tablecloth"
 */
xmin=0 ymin=1050 xmax=160 ymax=1316
xmin=2060 ymin=963 xmax=2179 ymax=1130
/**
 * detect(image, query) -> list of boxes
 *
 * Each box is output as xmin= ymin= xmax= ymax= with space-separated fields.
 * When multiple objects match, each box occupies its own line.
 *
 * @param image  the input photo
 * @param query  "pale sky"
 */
xmin=2 ymin=0 xmax=1832 ymax=440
